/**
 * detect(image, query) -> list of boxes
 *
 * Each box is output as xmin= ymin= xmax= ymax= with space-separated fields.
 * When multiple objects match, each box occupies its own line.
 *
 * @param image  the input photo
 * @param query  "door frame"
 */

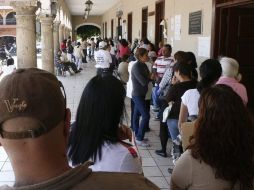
xmin=211 ymin=0 xmax=254 ymax=58
xmin=155 ymin=0 xmax=165 ymax=48
xmin=141 ymin=6 xmax=148 ymax=39
xmin=127 ymin=12 xmax=133 ymax=43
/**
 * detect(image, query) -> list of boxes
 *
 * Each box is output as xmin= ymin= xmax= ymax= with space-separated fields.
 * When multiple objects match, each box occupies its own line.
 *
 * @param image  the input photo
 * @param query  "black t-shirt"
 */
xmin=164 ymin=80 xmax=197 ymax=119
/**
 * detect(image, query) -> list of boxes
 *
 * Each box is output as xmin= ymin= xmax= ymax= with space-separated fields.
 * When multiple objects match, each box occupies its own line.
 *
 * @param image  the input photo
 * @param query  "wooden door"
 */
xmin=117 ymin=17 xmax=122 ymax=40
xmin=213 ymin=2 xmax=254 ymax=111
xmin=128 ymin=13 xmax=132 ymax=42
xmin=142 ymin=7 xmax=148 ymax=38
xmin=105 ymin=22 xmax=107 ymax=38
xmin=155 ymin=0 xmax=165 ymax=48
xmin=111 ymin=19 xmax=114 ymax=39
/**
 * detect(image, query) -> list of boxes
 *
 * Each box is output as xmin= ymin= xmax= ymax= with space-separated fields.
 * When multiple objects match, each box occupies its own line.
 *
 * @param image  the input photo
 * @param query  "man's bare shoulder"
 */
xmin=74 ymin=172 xmax=160 ymax=190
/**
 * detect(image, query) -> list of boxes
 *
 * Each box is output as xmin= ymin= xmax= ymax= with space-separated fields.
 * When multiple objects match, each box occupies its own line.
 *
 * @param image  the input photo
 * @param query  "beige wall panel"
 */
xmin=72 ymin=15 xmax=102 ymax=30
xmin=165 ymin=0 xmax=213 ymax=65
xmin=102 ymin=0 xmax=157 ymax=41
xmin=102 ymin=0 xmax=213 ymax=65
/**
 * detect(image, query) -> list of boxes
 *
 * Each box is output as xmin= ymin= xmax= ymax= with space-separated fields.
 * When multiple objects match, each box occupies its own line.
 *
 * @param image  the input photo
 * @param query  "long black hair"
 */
xmin=68 ymin=75 xmax=126 ymax=166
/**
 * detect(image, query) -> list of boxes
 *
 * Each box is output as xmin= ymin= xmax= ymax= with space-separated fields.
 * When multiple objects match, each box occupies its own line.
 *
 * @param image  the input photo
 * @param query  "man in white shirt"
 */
xmin=94 ymin=41 xmax=112 ymax=76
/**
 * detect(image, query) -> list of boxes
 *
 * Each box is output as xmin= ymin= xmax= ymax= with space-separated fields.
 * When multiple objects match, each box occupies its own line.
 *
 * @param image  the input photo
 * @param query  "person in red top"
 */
xmin=117 ymin=39 xmax=130 ymax=62
xmin=60 ymin=39 xmax=67 ymax=51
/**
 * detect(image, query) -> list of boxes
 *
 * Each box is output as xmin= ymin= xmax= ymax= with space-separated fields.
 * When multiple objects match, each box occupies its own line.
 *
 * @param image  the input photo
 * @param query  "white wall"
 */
xmin=165 ymin=0 xmax=213 ymax=64
xmin=102 ymin=0 xmax=213 ymax=65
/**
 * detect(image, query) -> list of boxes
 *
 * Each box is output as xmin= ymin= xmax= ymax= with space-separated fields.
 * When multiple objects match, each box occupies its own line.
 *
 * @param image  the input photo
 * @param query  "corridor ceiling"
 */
xmin=65 ymin=0 xmax=120 ymax=16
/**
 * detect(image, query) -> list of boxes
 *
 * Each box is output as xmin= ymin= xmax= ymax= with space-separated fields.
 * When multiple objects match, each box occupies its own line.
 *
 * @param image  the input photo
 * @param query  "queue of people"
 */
xmin=0 ymin=35 xmax=253 ymax=190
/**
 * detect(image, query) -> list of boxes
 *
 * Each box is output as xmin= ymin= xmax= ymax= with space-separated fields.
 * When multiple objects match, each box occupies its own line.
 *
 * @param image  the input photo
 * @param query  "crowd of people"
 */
xmin=0 ymin=35 xmax=253 ymax=190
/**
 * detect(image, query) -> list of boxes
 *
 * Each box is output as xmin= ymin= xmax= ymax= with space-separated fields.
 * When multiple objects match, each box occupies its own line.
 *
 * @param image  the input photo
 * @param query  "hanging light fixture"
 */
xmin=83 ymin=8 xmax=90 ymax=20
xmin=85 ymin=0 xmax=93 ymax=11
xmin=83 ymin=0 xmax=93 ymax=21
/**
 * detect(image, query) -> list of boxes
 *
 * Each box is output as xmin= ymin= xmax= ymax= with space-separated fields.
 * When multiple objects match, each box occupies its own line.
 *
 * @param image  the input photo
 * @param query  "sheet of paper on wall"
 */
xmin=174 ymin=15 xmax=181 ymax=40
xmin=198 ymin=37 xmax=211 ymax=58
xmin=171 ymin=17 xmax=174 ymax=31
xmin=170 ymin=37 xmax=174 ymax=47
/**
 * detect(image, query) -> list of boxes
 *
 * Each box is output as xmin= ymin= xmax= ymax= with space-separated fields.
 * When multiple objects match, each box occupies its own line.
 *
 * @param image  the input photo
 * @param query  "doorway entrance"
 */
xmin=212 ymin=0 xmax=254 ymax=112
xmin=141 ymin=7 xmax=148 ymax=39
xmin=155 ymin=0 xmax=165 ymax=48
xmin=127 ymin=13 xmax=133 ymax=43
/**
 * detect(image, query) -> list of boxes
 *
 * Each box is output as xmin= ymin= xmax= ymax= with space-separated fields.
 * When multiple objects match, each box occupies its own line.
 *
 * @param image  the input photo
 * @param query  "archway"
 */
xmin=76 ymin=24 xmax=101 ymax=40
xmin=6 ymin=12 xmax=16 ymax=25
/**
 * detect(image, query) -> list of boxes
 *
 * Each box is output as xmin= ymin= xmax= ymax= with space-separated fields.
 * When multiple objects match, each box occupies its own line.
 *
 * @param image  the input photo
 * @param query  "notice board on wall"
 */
xmin=189 ymin=10 xmax=202 ymax=35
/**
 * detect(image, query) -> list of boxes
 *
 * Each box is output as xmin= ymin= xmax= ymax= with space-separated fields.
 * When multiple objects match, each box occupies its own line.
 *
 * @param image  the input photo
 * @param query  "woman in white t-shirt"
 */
xmin=68 ymin=75 xmax=142 ymax=173
xmin=178 ymin=59 xmax=222 ymax=129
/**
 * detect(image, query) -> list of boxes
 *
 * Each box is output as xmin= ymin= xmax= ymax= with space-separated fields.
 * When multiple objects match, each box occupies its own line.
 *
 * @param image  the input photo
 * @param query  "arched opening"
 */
xmin=76 ymin=24 xmax=101 ymax=40
xmin=6 ymin=12 xmax=16 ymax=25
xmin=0 ymin=36 xmax=16 ymax=55
xmin=0 ymin=14 xmax=3 ymax=25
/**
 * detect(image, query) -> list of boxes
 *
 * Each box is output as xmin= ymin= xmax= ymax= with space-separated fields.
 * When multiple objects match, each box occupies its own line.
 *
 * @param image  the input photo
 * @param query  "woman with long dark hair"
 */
xmin=171 ymin=85 xmax=254 ymax=190
xmin=68 ymin=75 xmax=142 ymax=173
xmin=178 ymin=59 xmax=222 ymax=127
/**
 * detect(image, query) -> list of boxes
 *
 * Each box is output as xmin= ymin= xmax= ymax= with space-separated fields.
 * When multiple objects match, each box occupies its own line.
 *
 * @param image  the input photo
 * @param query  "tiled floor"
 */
xmin=0 ymin=59 xmax=173 ymax=189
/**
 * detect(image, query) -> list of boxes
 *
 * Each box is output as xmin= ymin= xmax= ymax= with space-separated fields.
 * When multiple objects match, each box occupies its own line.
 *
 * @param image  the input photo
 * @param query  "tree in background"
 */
xmin=77 ymin=25 xmax=100 ymax=39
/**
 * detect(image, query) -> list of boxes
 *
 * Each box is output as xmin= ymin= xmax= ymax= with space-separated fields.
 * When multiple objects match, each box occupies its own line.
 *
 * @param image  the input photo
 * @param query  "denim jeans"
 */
xmin=152 ymin=86 xmax=160 ymax=109
xmin=131 ymin=99 xmax=150 ymax=131
xmin=167 ymin=119 xmax=179 ymax=141
xmin=132 ymin=96 xmax=150 ymax=141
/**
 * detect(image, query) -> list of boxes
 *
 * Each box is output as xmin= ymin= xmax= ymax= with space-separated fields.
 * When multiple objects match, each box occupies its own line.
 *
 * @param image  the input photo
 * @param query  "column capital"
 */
xmin=53 ymin=21 xmax=61 ymax=32
xmin=40 ymin=15 xmax=55 ymax=24
xmin=10 ymin=0 xmax=39 ymax=15
xmin=54 ymin=20 xmax=61 ymax=25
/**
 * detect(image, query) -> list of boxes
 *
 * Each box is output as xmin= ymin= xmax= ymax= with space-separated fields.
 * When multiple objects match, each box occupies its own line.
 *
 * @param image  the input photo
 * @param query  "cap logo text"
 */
xmin=4 ymin=98 xmax=28 ymax=113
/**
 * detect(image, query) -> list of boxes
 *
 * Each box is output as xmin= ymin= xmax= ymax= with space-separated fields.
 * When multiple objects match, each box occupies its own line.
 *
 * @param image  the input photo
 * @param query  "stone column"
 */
xmin=59 ymin=24 xmax=64 ymax=44
xmin=3 ymin=16 xmax=6 ymax=25
xmin=53 ymin=21 xmax=61 ymax=54
xmin=64 ymin=27 xmax=68 ymax=39
xmin=10 ymin=1 xmax=38 ymax=68
xmin=40 ymin=16 xmax=54 ymax=73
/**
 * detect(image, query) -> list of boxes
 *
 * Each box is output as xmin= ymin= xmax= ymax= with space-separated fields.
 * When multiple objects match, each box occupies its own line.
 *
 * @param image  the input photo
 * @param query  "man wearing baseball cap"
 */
xmin=0 ymin=68 xmax=159 ymax=190
xmin=94 ymin=41 xmax=112 ymax=76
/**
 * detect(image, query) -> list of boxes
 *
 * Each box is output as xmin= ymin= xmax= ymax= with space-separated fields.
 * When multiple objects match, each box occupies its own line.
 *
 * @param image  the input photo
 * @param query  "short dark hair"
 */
xmin=122 ymin=54 xmax=129 ymax=62
xmin=135 ymin=48 xmax=148 ymax=61
xmin=197 ymin=59 xmax=222 ymax=93
xmin=68 ymin=75 xmax=126 ymax=165
xmin=120 ymin=39 xmax=128 ymax=47
xmin=163 ymin=44 xmax=172 ymax=53
xmin=174 ymin=51 xmax=186 ymax=62
xmin=173 ymin=61 xmax=192 ymax=79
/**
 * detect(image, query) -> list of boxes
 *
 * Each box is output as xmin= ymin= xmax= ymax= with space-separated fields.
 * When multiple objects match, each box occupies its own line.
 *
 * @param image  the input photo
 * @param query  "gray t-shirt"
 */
xmin=131 ymin=61 xmax=150 ymax=97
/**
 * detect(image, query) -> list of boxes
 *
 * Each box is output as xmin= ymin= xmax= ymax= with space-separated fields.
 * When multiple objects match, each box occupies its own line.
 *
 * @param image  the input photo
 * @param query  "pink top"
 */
xmin=118 ymin=45 xmax=130 ymax=58
xmin=216 ymin=76 xmax=248 ymax=105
